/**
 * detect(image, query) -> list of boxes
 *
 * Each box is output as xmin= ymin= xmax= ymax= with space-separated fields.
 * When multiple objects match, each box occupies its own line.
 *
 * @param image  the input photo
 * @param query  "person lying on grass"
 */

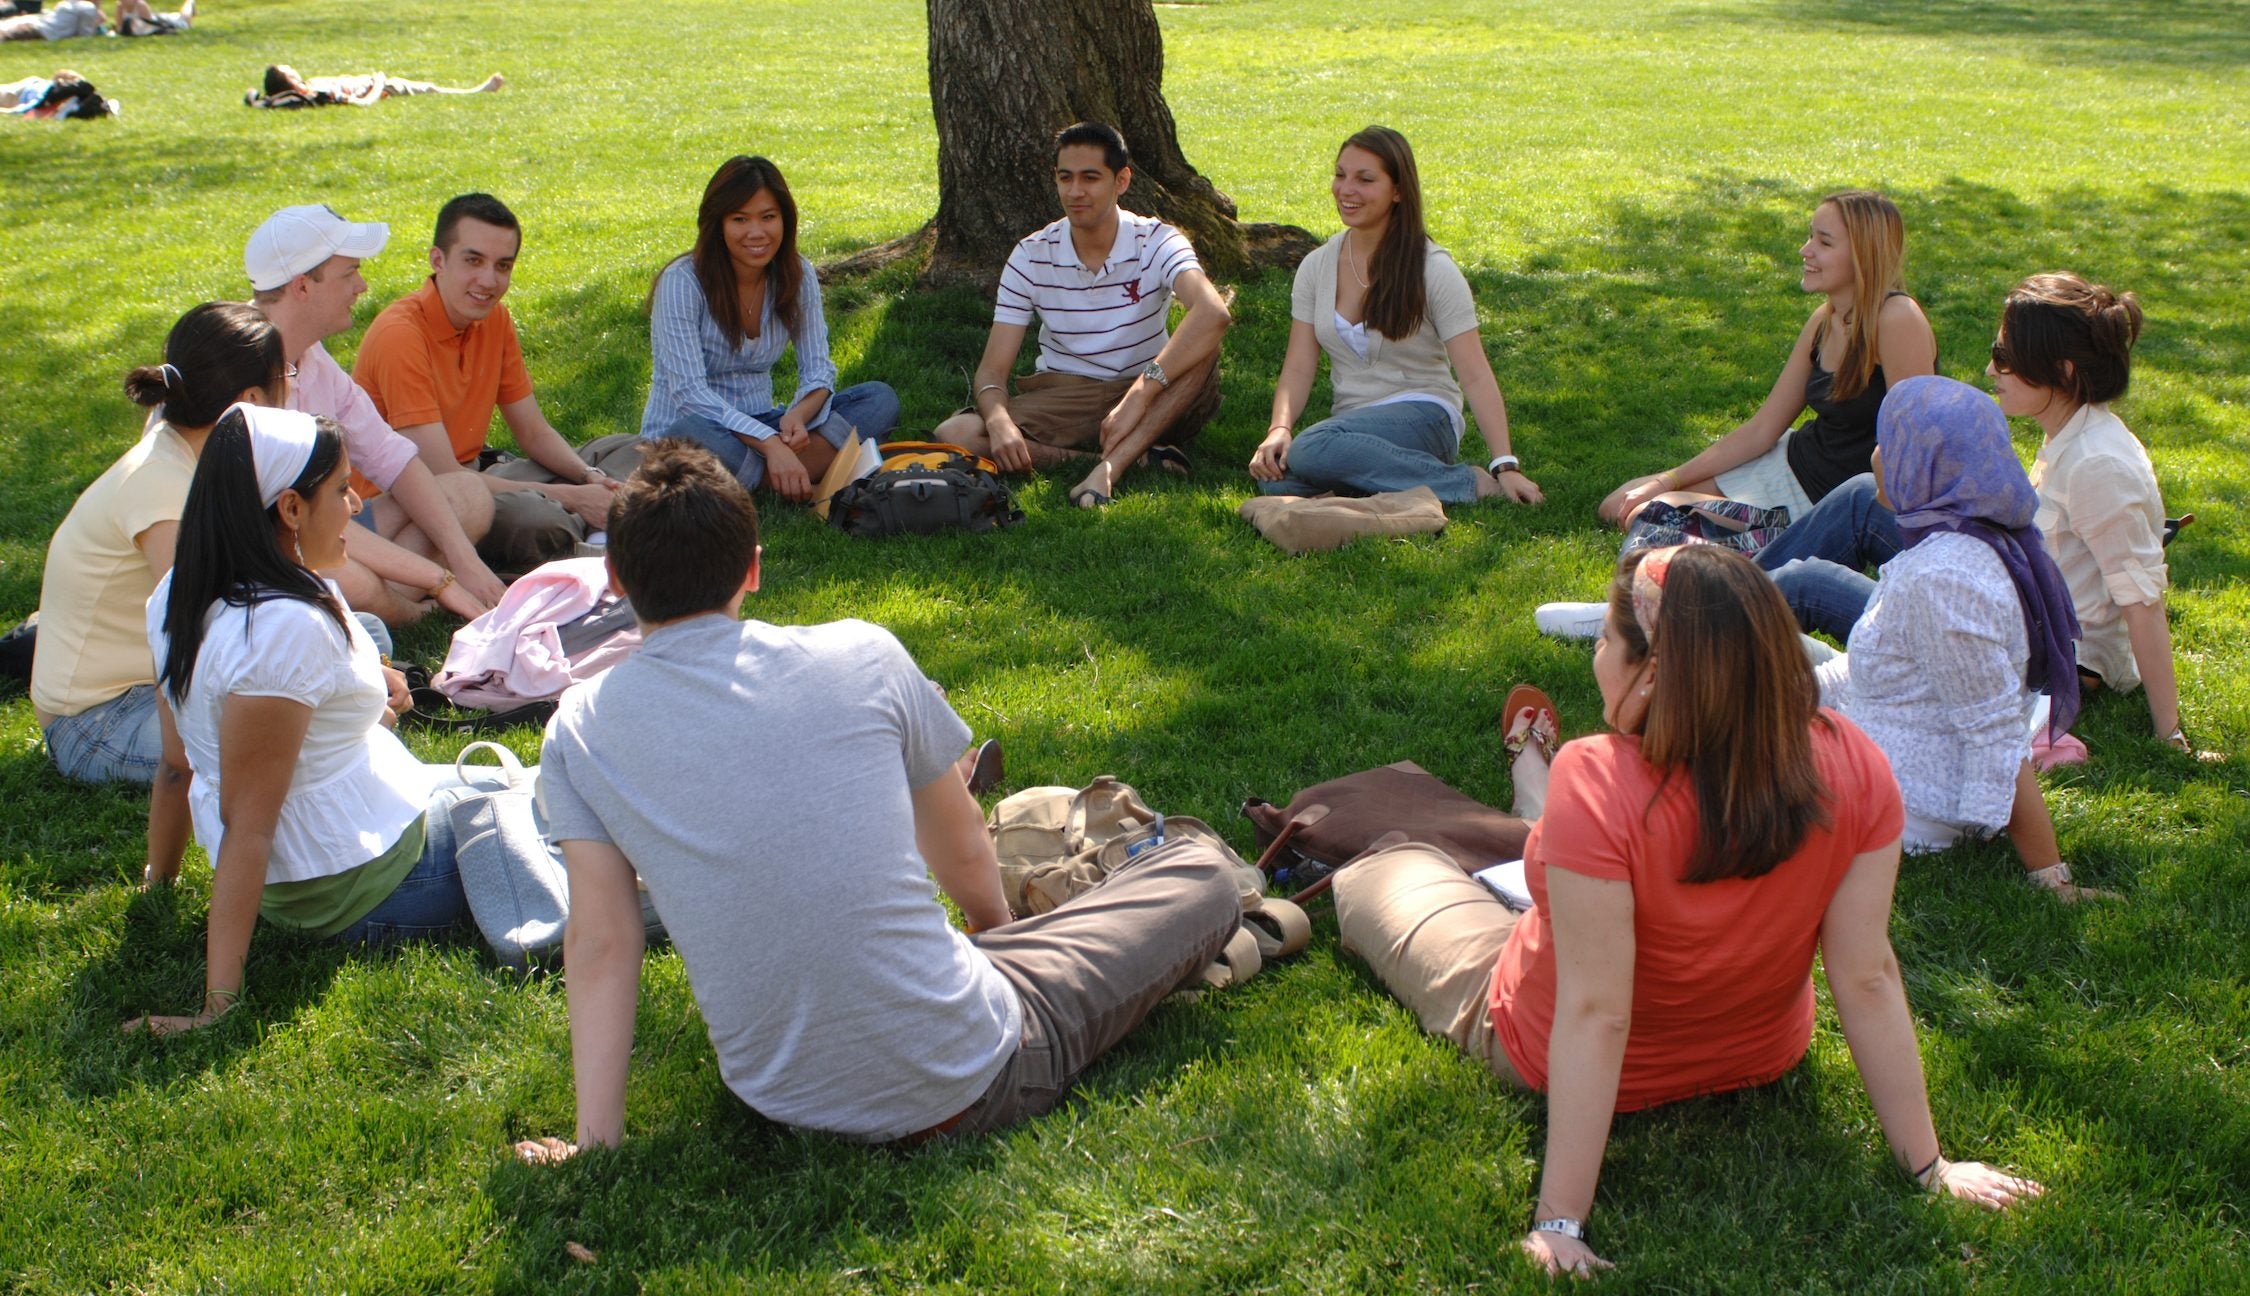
xmin=933 ymin=121 xmax=1231 ymax=509
xmin=1599 ymin=190 xmax=1936 ymax=528
xmin=513 ymin=440 xmax=1242 ymax=1159
xmin=123 ymin=407 xmax=555 ymax=1035
xmin=1335 ymin=544 xmax=2043 ymax=1279
xmin=1249 ymin=125 xmax=1542 ymax=508
xmin=639 ymin=154 xmax=900 ymax=503
xmin=112 ymin=0 xmax=189 ymax=35
xmin=244 ymin=65 xmax=504 ymax=109
xmin=1810 ymin=377 xmax=2104 ymax=900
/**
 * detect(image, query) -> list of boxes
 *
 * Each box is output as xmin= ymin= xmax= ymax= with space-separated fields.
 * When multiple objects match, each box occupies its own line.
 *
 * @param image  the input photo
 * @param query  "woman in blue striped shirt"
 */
xmin=642 ymin=156 xmax=899 ymax=500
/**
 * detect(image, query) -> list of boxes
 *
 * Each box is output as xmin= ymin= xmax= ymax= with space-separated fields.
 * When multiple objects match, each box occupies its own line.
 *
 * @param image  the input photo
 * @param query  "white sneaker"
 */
xmin=1534 ymin=601 xmax=1607 ymax=640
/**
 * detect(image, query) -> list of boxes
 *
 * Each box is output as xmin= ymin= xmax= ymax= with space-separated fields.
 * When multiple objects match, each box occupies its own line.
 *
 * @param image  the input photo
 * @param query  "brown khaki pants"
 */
xmin=1332 ymin=843 xmax=1527 ymax=1086
xmin=947 ymin=837 xmax=1243 ymax=1135
xmin=1003 ymin=357 xmax=1221 ymax=453
xmin=476 ymin=434 xmax=649 ymax=576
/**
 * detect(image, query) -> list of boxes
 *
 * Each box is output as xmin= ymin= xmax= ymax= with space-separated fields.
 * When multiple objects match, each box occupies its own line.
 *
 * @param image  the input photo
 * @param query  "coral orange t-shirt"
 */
xmin=1490 ymin=711 xmax=1904 ymax=1112
xmin=348 ymin=278 xmax=533 ymax=496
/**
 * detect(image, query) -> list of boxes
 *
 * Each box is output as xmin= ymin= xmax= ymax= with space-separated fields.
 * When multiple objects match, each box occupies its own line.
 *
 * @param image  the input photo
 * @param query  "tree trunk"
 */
xmin=835 ymin=0 xmax=1313 ymax=287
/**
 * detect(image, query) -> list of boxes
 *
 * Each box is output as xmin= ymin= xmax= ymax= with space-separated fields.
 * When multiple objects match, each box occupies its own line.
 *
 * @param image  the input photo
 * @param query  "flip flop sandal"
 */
xmin=1142 ymin=445 xmax=1193 ymax=477
xmin=1195 ymin=924 xmax=1264 ymax=991
xmin=1067 ymin=483 xmax=1112 ymax=510
xmin=1242 ymin=898 xmax=1312 ymax=960
xmin=963 ymin=739 xmax=1005 ymax=797
xmin=1500 ymin=683 xmax=1561 ymax=763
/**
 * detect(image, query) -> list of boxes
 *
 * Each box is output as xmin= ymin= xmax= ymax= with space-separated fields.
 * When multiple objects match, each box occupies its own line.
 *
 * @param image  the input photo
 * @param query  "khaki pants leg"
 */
xmin=1333 ymin=843 xmax=1527 ymax=1086
xmin=1143 ymin=354 xmax=1222 ymax=447
xmin=474 ymin=439 xmax=647 ymax=575
xmin=952 ymin=838 xmax=1242 ymax=1134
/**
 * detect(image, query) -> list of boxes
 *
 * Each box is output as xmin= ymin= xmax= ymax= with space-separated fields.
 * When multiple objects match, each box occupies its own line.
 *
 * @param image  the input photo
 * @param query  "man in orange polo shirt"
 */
xmin=353 ymin=193 xmax=644 ymax=574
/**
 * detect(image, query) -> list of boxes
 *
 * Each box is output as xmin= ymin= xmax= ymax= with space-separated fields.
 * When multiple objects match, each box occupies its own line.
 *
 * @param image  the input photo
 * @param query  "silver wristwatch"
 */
xmin=1531 ymin=1217 xmax=1587 ymax=1242
xmin=1141 ymin=359 xmax=1171 ymax=389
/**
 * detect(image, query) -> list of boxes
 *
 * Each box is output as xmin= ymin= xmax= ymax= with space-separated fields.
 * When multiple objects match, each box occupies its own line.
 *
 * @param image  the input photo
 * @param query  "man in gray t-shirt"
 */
xmin=518 ymin=442 xmax=1242 ymax=1158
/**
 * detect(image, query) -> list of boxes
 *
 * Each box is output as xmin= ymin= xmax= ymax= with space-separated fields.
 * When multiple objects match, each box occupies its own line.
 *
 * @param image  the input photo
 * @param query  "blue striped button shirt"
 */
xmin=641 ymin=254 xmax=840 ymax=440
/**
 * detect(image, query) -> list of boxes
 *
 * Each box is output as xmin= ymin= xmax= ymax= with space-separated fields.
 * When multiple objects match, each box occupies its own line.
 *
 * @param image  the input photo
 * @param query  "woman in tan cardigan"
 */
xmin=1248 ymin=126 xmax=1541 ymax=507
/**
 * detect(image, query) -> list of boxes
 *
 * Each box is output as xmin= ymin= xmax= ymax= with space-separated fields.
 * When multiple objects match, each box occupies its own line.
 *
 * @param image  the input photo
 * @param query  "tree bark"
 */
xmin=840 ymin=0 xmax=1313 ymax=287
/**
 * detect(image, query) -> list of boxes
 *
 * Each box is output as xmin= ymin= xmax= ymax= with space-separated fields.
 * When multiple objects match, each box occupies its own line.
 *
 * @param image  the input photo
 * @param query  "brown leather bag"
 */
xmin=1243 ymin=760 xmax=1532 ymax=902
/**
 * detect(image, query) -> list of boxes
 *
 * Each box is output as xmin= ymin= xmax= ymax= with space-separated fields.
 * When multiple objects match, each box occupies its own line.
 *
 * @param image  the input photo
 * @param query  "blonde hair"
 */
xmin=1818 ymin=191 xmax=1906 ymax=402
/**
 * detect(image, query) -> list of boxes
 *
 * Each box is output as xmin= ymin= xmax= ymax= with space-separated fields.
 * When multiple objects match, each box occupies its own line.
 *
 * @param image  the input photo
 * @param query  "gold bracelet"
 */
xmin=426 ymin=569 xmax=456 ymax=599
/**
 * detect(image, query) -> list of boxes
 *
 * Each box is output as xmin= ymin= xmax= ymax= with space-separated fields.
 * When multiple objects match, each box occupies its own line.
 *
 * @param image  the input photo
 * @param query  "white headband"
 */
xmin=229 ymin=403 xmax=321 ymax=507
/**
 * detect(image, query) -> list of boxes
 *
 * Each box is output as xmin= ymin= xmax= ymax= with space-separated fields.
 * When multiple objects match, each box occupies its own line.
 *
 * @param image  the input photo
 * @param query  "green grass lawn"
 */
xmin=4 ymin=0 xmax=2248 ymax=1289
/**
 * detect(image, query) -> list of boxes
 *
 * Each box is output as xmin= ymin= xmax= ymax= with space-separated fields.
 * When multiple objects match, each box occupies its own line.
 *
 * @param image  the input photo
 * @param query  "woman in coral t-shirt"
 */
xmin=1335 ymin=545 xmax=2044 ymax=1278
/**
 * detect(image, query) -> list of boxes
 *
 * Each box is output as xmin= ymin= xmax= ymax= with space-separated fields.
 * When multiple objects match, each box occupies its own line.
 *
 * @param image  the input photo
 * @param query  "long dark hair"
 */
xmin=121 ymin=302 xmax=286 ymax=429
xmin=656 ymin=156 xmax=802 ymax=349
xmin=1341 ymin=126 xmax=1430 ymax=341
xmin=160 ymin=410 xmax=351 ymax=703
xmin=1607 ymin=546 xmax=1833 ymax=883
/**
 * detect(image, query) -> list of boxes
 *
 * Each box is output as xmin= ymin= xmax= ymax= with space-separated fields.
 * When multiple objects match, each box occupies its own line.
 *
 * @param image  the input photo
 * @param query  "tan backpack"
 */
xmin=988 ymin=775 xmax=1311 ymax=990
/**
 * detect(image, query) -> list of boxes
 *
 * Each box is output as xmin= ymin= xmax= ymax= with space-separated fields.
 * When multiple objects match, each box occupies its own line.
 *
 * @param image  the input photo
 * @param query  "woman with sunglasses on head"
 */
xmin=1249 ymin=125 xmax=1542 ymax=507
xmin=1601 ymin=191 xmax=1936 ymax=528
xmin=643 ymin=155 xmax=900 ymax=502
xmin=126 ymin=407 xmax=545 ymax=1036
xmin=1335 ymin=543 xmax=2042 ymax=1277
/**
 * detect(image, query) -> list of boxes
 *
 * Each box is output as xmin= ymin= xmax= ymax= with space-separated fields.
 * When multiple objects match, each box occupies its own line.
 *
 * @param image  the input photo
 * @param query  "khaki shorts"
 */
xmin=979 ymin=359 xmax=1221 ymax=453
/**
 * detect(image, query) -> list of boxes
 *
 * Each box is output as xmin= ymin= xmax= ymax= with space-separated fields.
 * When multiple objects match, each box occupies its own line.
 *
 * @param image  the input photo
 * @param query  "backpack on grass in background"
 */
xmin=827 ymin=442 xmax=1023 ymax=538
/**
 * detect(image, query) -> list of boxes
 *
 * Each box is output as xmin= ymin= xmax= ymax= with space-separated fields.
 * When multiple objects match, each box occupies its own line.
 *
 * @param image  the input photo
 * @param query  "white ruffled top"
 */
xmin=147 ymin=574 xmax=432 ymax=883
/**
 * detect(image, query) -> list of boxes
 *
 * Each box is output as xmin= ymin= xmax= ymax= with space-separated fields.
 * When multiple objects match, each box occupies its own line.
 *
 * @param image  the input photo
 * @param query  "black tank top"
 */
xmin=1783 ymin=294 xmax=1912 ymax=502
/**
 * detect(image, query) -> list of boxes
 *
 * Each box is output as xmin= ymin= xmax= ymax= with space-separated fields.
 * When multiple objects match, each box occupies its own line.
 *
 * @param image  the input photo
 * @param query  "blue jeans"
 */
xmin=1259 ymin=401 xmax=1479 ymax=505
xmin=1768 ymin=558 xmax=1878 ymax=643
xmin=1754 ymin=473 xmax=1902 ymax=572
xmin=657 ymin=382 xmax=902 ymax=493
xmin=327 ymin=776 xmax=486 ymax=946
xmin=1755 ymin=473 xmax=1900 ymax=642
xmin=43 ymin=683 xmax=163 ymax=784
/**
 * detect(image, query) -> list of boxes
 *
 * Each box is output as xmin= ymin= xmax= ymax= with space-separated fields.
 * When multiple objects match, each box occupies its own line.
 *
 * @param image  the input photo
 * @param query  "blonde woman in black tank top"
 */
xmin=1599 ymin=192 xmax=1936 ymax=528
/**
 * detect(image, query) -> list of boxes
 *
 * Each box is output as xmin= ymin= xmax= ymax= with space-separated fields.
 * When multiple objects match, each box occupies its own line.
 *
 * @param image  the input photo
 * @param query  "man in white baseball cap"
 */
xmin=248 ymin=204 xmax=507 ymax=624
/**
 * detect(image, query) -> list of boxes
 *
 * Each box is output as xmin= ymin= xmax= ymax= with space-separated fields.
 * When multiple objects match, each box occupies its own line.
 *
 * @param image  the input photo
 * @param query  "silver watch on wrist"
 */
xmin=1531 ymin=1216 xmax=1587 ymax=1243
xmin=1141 ymin=359 xmax=1171 ymax=390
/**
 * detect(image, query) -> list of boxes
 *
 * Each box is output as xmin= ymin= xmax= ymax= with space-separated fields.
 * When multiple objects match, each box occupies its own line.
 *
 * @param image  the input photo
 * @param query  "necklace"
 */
xmin=1342 ymin=231 xmax=1372 ymax=288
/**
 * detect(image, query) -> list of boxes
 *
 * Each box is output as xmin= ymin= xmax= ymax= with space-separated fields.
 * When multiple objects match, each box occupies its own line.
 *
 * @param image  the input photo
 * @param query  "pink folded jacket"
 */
xmin=434 ymin=557 xmax=642 ymax=708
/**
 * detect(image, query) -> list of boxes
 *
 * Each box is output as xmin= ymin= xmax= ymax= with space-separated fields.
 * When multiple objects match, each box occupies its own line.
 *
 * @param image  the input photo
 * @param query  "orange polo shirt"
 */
xmin=349 ymin=278 xmax=533 ymax=496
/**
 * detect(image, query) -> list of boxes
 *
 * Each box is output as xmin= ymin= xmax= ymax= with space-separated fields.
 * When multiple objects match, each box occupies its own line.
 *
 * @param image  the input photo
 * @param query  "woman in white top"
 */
xmin=1816 ymin=377 xmax=2101 ymax=901
xmin=127 ymin=407 xmax=504 ymax=1035
xmin=1991 ymin=272 xmax=2198 ymax=754
xmin=1249 ymin=126 xmax=1542 ymax=507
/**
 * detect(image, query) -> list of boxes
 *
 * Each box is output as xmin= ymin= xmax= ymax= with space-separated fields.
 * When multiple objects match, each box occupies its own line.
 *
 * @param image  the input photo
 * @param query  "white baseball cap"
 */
xmin=244 ymin=204 xmax=390 ymax=291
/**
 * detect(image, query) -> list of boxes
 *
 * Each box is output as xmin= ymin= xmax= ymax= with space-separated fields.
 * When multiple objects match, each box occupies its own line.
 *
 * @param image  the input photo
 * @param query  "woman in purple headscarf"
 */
xmin=1814 ymin=376 xmax=2100 ymax=900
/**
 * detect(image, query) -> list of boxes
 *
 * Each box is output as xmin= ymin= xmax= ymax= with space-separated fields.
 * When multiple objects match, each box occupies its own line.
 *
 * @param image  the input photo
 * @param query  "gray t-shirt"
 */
xmin=539 ymin=614 xmax=1021 ymax=1142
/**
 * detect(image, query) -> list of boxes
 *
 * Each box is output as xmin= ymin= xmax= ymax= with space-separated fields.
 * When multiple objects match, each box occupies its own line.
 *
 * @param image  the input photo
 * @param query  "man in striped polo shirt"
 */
xmin=935 ymin=122 xmax=1233 ymax=508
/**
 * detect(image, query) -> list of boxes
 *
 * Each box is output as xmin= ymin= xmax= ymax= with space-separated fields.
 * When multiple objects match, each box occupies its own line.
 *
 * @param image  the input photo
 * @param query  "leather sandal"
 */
xmin=1500 ymin=684 xmax=1561 ymax=764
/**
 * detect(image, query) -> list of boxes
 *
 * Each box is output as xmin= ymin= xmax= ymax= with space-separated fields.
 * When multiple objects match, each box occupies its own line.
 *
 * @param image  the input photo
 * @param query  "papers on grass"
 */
xmin=1474 ymin=859 xmax=1532 ymax=911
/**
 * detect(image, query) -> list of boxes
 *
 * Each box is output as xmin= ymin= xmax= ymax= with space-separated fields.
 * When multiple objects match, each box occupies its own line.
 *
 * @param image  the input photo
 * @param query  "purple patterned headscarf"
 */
xmin=1878 ymin=375 xmax=2081 ymax=736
